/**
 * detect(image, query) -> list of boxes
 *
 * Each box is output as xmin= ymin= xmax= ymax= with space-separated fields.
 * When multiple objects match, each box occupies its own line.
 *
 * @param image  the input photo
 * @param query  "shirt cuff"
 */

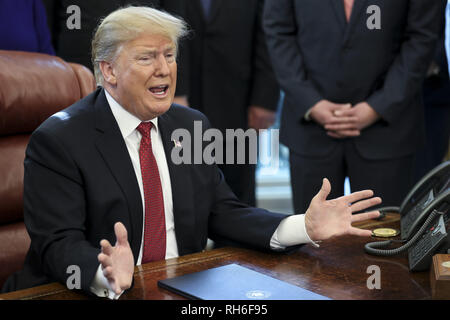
xmin=304 ymin=108 xmax=313 ymax=121
xmin=270 ymin=214 xmax=320 ymax=250
xmin=89 ymin=264 xmax=124 ymax=300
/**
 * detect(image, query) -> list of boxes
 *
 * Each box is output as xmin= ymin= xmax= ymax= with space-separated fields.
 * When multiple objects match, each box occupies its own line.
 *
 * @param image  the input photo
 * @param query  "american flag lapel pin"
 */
xmin=172 ymin=139 xmax=182 ymax=148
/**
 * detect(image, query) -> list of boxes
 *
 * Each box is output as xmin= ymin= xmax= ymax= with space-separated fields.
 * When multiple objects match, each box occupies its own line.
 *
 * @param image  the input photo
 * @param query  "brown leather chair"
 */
xmin=0 ymin=50 xmax=96 ymax=288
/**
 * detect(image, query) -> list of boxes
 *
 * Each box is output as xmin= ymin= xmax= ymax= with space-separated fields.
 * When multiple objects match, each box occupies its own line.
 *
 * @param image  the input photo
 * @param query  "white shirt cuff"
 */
xmin=304 ymin=108 xmax=313 ymax=121
xmin=89 ymin=264 xmax=124 ymax=300
xmin=270 ymin=214 xmax=320 ymax=250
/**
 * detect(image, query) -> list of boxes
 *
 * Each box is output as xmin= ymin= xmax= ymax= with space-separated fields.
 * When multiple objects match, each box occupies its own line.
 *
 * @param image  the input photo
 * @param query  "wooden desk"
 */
xmin=0 ymin=214 xmax=432 ymax=300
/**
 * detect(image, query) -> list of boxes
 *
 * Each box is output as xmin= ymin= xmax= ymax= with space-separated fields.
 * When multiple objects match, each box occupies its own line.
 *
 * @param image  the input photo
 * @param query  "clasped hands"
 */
xmin=309 ymin=100 xmax=380 ymax=138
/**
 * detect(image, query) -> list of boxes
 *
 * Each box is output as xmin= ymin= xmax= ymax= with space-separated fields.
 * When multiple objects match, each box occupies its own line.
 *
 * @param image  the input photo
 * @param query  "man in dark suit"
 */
xmin=414 ymin=4 xmax=450 ymax=182
xmin=2 ymin=6 xmax=380 ymax=298
xmin=264 ymin=0 xmax=446 ymax=214
xmin=173 ymin=0 xmax=280 ymax=206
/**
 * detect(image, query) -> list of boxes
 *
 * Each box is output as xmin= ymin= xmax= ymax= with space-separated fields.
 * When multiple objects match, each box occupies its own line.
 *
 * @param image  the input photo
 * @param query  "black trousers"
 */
xmin=289 ymin=140 xmax=415 ymax=214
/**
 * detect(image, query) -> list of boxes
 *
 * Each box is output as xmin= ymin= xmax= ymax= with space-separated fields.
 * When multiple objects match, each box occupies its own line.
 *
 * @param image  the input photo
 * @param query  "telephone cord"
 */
xmin=364 ymin=209 xmax=443 ymax=256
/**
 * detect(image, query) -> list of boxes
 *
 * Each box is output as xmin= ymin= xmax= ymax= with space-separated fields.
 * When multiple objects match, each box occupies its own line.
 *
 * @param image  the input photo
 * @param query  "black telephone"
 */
xmin=364 ymin=161 xmax=450 ymax=271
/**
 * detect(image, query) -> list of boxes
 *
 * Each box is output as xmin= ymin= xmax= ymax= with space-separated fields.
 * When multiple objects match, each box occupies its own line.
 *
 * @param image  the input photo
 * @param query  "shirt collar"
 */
xmin=104 ymin=89 xmax=159 ymax=139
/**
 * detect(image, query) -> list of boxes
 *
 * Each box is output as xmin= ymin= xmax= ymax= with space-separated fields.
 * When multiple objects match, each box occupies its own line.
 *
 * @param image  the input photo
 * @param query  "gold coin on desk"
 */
xmin=372 ymin=228 xmax=399 ymax=238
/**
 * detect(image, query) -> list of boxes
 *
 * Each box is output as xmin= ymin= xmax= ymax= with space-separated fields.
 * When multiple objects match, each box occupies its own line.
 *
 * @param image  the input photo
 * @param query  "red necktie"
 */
xmin=137 ymin=122 xmax=166 ymax=263
xmin=343 ymin=0 xmax=354 ymax=22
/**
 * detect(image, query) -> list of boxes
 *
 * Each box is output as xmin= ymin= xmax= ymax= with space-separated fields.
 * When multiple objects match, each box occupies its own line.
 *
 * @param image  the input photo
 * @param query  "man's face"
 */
xmin=104 ymin=33 xmax=177 ymax=120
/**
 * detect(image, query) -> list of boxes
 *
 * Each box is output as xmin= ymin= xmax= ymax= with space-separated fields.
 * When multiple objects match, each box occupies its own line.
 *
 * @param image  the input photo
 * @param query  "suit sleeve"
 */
xmin=208 ymin=167 xmax=287 ymax=250
xmin=23 ymin=128 xmax=100 ymax=293
xmin=366 ymin=0 xmax=446 ymax=124
xmin=249 ymin=0 xmax=280 ymax=111
xmin=194 ymin=115 xmax=286 ymax=250
xmin=263 ymin=0 xmax=323 ymax=120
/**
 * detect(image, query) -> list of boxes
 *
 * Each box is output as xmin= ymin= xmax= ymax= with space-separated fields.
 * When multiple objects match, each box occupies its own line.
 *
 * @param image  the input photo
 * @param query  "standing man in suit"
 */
xmin=1 ymin=6 xmax=381 ymax=298
xmin=414 ymin=2 xmax=450 ymax=182
xmin=264 ymin=0 xmax=446 ymax=214
xmin=174 ymin=0 xmax=280 ymax=206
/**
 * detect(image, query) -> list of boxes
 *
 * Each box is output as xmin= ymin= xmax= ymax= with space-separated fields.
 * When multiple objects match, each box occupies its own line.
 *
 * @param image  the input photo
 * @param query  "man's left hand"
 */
xmin=305 ymin=178 xmax=381 ymax=241
xmin=325 ymin=102 xmax=380 ymax=138
xmin=248 ymin=105 xmax=276 ymax=130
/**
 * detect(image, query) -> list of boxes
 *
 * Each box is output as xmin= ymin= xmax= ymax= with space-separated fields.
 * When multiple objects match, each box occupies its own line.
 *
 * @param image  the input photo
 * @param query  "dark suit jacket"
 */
xmin=263 ymin=0 xmax=446 ymax=160
xmin=423 ymin=19 xmax=450 ymax=107
xmin=176 ymin=0 xmax=280 ymax=131
xmin=2 ymin=88 xmax=286 ymax=293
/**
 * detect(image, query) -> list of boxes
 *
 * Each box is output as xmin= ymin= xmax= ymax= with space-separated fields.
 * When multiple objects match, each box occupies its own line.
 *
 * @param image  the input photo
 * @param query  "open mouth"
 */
xmin=148 ymin=85 xmax=169 ymax=97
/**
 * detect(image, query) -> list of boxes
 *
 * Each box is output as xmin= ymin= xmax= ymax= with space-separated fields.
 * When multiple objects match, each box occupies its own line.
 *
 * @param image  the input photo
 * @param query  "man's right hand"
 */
xmin=309 ymin=100 xmax=361 ymax=137
xmin=98 ymin=222 xmax=135 ymax=295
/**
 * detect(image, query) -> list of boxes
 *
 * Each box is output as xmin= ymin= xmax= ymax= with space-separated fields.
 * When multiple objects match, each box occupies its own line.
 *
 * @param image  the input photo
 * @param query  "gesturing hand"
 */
xmin=98 ymin=222 xmax=135 ymax=295
xmin=305 ymin=178 xmax=381 ymax=241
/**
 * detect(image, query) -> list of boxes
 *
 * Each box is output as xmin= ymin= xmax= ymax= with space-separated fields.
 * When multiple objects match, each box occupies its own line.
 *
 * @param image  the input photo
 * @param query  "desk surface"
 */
xmin=0 ymin=214 xmax=432 ymax=300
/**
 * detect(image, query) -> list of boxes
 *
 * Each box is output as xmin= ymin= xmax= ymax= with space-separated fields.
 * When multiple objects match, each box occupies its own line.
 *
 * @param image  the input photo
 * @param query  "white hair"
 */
xmin=91 ymin=6 xmax=188 ymax=85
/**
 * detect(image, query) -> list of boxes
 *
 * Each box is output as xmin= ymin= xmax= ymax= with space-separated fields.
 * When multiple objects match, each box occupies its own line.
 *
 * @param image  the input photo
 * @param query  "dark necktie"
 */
xmin=137 ymin=122 xmax=166 ymax=263
xmin=200 ymin=0 xmax=213 ymax=19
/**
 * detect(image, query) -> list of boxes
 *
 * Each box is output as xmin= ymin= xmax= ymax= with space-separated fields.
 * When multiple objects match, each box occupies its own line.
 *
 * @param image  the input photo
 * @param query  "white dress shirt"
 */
xmin=90 ymin=90 xmax=317 ymax=299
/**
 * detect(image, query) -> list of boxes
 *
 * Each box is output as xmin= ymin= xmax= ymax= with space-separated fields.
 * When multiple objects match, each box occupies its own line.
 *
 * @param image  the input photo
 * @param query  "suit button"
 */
xmin=343 ymin=42 xmax=352 ymax=51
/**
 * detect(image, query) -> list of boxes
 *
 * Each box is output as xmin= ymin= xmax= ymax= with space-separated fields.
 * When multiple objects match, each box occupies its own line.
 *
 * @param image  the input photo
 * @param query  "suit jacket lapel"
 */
xmin=343 ymin=0 xmax=369 ymax=44
xmin=158 ymin=108 xmax=196 ymax=255
xmin=93 ymin=89 xmax=143 ymax=263
xmin=329 ymin=0 xmax=346 ymax=31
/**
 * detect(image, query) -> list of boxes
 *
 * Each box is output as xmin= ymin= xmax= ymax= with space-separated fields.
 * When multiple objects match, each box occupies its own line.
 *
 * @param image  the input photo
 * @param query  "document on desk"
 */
xmin=157 ymin=263 xmax=331 ymax=300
